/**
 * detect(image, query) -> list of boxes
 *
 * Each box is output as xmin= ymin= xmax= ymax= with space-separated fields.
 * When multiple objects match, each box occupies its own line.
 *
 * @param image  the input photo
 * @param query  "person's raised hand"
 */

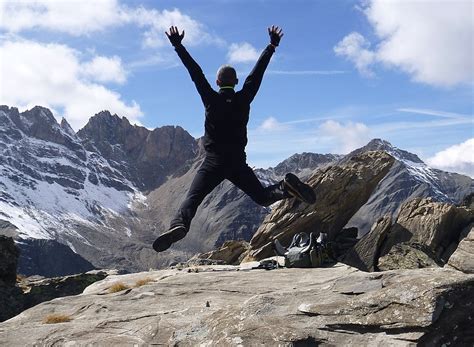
xmin=268 ymin=25 xmax=283 ymax=47
xmin=165 ymin=26 xmax=184 ymax=47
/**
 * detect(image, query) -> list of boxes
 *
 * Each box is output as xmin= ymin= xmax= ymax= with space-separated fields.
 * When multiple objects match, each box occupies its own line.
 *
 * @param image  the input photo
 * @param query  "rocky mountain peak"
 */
xmin=272 ymin=152 xmax=343 ymax=176
xmin=0 ymin=105 xmax=19 ymax=116
xmin=351 ymin=138 xmax=423 ymax=164
xmin=22 ymin=106 xmax=57 ymax=126
xmin=1 ymin=106 xmax=82 ymax=152
xmin=60 ymin=117 xmax=75 ymax=137
xmin=0 ymin=106 xmax=20 ymax=131
xmin=77 ymin=110 xmax=135 ymax=145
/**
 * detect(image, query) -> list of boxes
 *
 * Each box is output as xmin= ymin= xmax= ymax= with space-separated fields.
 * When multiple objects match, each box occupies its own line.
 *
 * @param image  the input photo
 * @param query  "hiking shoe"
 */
xmin=152 ymin=224 xmax=187 ymax=252
xmin=283 ymin=173 xmax=316 ymax=204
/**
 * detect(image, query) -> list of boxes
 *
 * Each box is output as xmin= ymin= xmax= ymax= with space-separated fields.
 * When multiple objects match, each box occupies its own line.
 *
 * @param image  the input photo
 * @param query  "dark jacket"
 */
xmin=174 ymin=43 xmax=275 ymax=158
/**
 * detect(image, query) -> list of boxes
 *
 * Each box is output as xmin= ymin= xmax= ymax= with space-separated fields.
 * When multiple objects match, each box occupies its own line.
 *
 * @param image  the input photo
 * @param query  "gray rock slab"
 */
xmin=1 ymin=264 xmax=473 ymax=346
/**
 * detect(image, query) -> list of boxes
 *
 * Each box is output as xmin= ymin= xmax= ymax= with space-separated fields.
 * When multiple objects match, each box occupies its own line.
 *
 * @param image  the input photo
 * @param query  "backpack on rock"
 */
xmin=274 ymin=232 xmax=334 ymax=268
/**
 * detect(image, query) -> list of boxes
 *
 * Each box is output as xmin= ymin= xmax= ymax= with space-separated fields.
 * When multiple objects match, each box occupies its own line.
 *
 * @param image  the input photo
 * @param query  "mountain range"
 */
xmin=0 ymin=105 xmax=472 ymax=275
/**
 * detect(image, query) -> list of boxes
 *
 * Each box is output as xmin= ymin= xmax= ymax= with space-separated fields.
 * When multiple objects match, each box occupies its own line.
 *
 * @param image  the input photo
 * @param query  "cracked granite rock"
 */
xmin=1 ymin=264 xmax=473 ymax=346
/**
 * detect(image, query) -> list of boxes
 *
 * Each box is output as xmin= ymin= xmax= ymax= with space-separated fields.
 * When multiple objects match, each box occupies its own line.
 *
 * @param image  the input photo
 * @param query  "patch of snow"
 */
xmin=0 ymin=202 xmax=51 ymax=239
xmin=66 ymin=240 xmax=77 ymax=253
xmin=399 ymin=158 xmax=449 ymax=200
xmin=128 ymin=191 xmax=148 ymax=209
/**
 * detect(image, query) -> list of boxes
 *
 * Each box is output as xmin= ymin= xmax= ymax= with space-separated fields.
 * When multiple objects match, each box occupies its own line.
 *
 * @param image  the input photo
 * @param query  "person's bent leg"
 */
xmin=227 ymin=162 xmax=290 ymax=207
xmin=282 ymin=173 xmax=316 ymax=204
xmin=154 ymin=158 xmax=225 ymax=252
xmin=171 ymin=158 xmax=225 ymax=229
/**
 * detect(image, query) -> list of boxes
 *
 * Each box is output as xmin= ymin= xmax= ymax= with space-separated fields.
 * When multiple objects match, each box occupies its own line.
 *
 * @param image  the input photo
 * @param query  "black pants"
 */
xmin=171 ymin=154 xmax=289 ymax=229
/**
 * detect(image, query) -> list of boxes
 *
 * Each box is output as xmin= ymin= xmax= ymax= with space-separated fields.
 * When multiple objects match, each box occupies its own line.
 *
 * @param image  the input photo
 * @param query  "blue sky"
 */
xmin=0 ymin=0 xmax=473 ymax=175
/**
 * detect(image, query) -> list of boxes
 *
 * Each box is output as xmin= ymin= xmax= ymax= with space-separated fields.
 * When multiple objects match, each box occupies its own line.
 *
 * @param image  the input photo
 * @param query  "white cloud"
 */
xmin=0 ymin=39 xmax=142 ymax=130
xmin=0 ymin=0 xmax=124 ymax=35
xmin=227 ymin=42 xmax=260 ymax=64
xmin=257 ymin=117 xmax=289 ymax=132
xmin=426 ymin=138 xmax=474 ymax=177
xmin=132 ymin=8 xmax=224 ymax=48
xmin=318 ymin=120 xmax=371 ymax=153
xmin=335 ymin=0 xmax=474 ymax=87
xmin=0 ymin=1 xmax=223 ymax=49
xmin=333 ymin=32 xmax=376 ymax=77
xmin=81 ymin=56 xmax=127 ymax=84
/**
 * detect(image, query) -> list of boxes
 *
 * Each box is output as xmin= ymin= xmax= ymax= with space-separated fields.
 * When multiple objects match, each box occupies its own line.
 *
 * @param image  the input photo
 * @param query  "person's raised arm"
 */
xmin=166 ymin=26 xmax=214 ymax=104
xmin=241 ymin=25 xmax=284 ymax=103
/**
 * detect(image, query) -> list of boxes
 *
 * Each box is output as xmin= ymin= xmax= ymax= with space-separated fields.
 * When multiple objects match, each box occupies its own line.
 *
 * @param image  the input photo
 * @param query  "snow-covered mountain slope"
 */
xmin=345 ymin=139 xmax=473 ymax=235
xmin=0 ymin=106 xmax=144 ymax=242
xmin=0 ymin=106 xmax=198 ymax=275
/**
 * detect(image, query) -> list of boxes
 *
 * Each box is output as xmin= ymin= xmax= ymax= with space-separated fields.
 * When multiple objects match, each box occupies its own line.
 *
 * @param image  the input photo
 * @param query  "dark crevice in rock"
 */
xmin=289 ymin=336 xmax=322 ymax=346
xmin=320 ymin=324 xmax=425 ymax=335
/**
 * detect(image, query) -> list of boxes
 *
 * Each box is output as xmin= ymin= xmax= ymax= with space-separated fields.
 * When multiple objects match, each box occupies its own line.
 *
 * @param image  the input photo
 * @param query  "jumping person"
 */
xmin=153 ymin=25 xmax=316 ymax=252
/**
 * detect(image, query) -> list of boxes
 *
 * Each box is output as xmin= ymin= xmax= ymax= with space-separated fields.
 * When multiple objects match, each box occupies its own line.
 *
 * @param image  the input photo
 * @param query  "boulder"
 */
xmin=378 ymin=243 xmax=441 ymax=271
xmin=0 ymin=264 xmax=473 ymax=345
xmin=448 ymin=224 xmax=474 ymax=273
xmin=343 ymin=215 xmax=392 ymax=271
xmin=244 ymin=151 xmax=395 ymax=261
xmin=379 ymin=198 xmax=473 ymax=263
xmin=344 ymin=198 xmax=473 ymax=272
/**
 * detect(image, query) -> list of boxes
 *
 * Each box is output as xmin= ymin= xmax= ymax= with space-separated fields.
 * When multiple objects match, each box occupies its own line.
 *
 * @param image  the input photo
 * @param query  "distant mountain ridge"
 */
xmin=0 ymin=105 xmax=472 ymax=275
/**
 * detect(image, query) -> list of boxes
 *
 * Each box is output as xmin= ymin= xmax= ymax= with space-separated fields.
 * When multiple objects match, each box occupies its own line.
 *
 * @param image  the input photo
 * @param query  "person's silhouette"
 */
xmin=153 ymin=26 xmax=316 ymax=252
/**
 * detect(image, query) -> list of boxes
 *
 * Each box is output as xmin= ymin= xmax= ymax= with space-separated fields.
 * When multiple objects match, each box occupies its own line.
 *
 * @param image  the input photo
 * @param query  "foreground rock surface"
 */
xmin=1 ymin=264 xmax=473 ymax=346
